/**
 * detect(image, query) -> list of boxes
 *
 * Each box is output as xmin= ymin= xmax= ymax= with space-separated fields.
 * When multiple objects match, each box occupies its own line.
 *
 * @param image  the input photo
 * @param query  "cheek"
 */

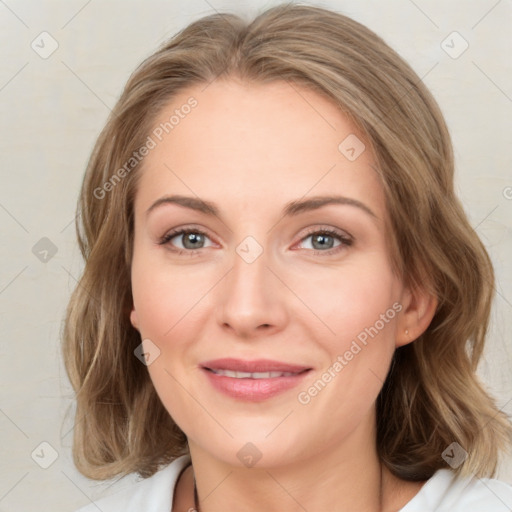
xmin=293 ymin=268 xmax=400 ymax=437
xmin=292 ymin=258 xmax=400 ymax=347
xmin=293 ymin=263 xmax=400 ymax=418
xmin=130 ymin=253 xmax=211 ymax=340
xmin=130 ymin=254 xmax=204 ymax=431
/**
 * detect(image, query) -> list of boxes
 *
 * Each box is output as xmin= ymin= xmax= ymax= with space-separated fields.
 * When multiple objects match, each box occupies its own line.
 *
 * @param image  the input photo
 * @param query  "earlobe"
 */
xmin=396 ymin=285 xmax=438 ymax=348
xmin=130 ymin=308 xmax=139 ymax=331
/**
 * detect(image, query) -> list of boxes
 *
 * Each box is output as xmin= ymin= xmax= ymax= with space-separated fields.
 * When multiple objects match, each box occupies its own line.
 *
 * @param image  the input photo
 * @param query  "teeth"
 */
xmin=210 ymin=369 xmax=297 ymax=378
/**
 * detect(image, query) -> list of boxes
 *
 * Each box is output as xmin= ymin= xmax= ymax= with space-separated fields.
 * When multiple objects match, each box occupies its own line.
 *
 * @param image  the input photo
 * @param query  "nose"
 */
xmin=215 ymin=244 xmax=289 ymax=339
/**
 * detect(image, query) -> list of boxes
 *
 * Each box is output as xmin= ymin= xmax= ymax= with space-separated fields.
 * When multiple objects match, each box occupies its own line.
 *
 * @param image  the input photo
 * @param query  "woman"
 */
xmin=63 ymin=3 xmax=512 ymax=511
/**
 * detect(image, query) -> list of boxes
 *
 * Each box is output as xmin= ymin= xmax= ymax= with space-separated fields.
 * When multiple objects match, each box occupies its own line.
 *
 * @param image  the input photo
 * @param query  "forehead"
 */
xmin=134 ymin=79 xmax=384 ymax=218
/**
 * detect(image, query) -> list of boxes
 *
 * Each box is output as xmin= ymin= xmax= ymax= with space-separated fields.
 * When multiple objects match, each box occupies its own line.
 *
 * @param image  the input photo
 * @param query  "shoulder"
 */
xmin=449 ymin=474 xmax=512 ymax=511
xmin=401 ymin=468 xmax=512 ymax=512
xmin=73 ymin=454 xmax=191 ymax=512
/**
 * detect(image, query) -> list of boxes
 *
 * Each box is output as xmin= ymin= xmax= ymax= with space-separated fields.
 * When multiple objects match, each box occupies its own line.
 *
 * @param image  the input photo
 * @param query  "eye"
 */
xmin=296 ymin=227 xmax=353 ymax=255
xmin=158 ymin=225 xmax=353 ymax=257
xmin=158 ymin=227 xmax=214 ymax=255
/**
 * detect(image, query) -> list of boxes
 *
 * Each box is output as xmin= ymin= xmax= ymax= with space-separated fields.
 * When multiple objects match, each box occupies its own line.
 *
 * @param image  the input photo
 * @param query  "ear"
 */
xmin=130 ymin=307 xmax=139 ymax=331
xmin=395 ymin=284 xmax=438 ymax=348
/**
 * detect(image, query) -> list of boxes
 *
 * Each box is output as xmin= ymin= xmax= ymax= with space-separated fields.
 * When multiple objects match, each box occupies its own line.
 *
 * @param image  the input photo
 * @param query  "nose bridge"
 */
xmin=216 ymin=236 xmax=287 ymax=334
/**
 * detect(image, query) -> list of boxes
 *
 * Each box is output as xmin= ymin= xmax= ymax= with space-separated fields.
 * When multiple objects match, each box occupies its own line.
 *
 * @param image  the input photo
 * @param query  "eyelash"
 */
xmin=158 ymin=226 xmax=353 ymax=257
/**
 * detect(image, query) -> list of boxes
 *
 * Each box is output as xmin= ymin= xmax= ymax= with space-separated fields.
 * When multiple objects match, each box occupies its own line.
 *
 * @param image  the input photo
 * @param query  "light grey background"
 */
xmin=0 ymin=0 xmax=511 ymax=510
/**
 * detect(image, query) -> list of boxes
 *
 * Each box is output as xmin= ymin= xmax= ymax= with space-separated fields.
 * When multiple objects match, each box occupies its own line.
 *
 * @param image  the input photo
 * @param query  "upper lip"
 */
xmin=201 ymin=358 xmax=311 ymax=373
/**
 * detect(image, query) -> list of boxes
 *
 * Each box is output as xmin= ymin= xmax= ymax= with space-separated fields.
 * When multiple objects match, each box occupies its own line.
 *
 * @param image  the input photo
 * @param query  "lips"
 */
xmin=200 ymin=358 xmax=312 ymax=401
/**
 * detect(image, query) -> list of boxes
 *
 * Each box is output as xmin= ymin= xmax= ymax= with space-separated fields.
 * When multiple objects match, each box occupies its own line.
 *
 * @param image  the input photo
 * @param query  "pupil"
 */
xmin=184 ymin=233 xmax=203 ymax=249
xmin=313 ymin=234 xmax=333 ymax=250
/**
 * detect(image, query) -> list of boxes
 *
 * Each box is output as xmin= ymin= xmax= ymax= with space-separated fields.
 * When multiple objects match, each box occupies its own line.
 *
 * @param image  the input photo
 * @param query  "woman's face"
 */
xmin=130 ymin=78 xmax=413 ymax=468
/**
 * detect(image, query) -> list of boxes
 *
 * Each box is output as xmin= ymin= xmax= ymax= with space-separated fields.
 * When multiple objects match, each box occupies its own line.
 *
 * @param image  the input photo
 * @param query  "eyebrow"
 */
xmin=146 ymin=194 xmax=377 ymax=221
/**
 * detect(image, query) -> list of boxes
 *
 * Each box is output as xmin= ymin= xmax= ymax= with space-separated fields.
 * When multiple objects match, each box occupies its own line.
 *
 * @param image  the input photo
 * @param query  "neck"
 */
xmin=187 ymin=416 xmax=399 ymax=512
xmin=193 ymin=460 xmax=384 ymax=512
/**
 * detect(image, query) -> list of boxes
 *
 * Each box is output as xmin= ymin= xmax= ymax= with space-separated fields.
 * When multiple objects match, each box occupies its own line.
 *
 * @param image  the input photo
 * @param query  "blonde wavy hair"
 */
xmin=61 ymin=2 xmax=512 ymax=482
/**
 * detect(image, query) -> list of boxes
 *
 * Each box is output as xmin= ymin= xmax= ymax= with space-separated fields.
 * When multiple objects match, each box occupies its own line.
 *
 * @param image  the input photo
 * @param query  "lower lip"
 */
xmin=202 ymin=368 xmax=311 ymax=401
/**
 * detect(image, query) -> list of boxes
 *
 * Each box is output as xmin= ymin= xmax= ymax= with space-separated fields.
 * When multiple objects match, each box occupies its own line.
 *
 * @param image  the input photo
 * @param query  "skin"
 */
xmin=129 ymin=78 xmax=437 ymax=512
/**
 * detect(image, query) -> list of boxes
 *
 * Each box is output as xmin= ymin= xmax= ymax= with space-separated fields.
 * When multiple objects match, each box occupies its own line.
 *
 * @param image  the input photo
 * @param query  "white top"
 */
xmin=75 ymin=454 xmax=512 ymax=512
